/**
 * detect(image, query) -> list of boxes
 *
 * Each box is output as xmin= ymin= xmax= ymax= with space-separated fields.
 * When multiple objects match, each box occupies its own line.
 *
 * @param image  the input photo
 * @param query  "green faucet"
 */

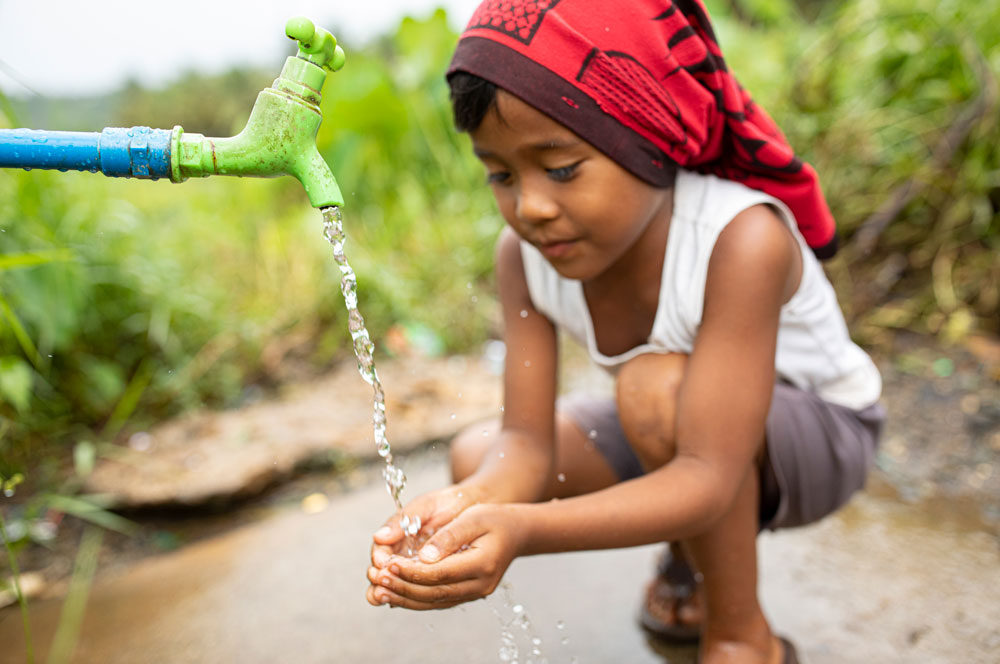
xmin=0 ymin=17 xmax=346 ymax=207
xmin=170 ymin=17 xmax=346 ymax=207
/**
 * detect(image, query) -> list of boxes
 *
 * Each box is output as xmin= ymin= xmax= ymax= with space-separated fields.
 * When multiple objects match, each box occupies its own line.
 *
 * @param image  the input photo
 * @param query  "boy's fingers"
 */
xmin=366 ymin=584 xmax=384 ymax=607
xmin=417 ymin=514 xmax=482 ymax=564
xmin=371 ymin=544 xmax=394 ymax=568
xmin=391 ymin=547 xmax=482 ymax=586
xmin=367 ymin=584 xmax=473 ymax=611
xmin=373 ymin=566 xmax=486 ymax=605
xmin=373 ymin=521 xmax=403 ymax=545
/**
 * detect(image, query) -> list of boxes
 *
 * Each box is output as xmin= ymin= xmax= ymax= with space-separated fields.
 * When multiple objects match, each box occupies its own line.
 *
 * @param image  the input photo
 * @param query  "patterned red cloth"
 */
xmin=448 ymin=0 xmax=837 ymax=257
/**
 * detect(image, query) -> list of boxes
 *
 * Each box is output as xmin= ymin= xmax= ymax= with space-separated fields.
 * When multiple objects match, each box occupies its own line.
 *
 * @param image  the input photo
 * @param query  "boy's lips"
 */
xmin=537 ymin=237 xmax=579 ymax=259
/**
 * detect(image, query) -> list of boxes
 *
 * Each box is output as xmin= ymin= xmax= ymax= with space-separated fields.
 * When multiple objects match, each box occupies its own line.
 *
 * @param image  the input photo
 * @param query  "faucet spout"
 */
xmin=0 ymin=17 xmax=346 ymax=208
xmin=169 ymin=18 xmax=346 ymax=208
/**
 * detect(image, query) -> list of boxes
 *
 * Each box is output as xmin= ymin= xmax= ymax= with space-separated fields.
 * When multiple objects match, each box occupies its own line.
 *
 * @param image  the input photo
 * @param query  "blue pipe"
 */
xmin=0 ymin=126 xmax=173 ymax=179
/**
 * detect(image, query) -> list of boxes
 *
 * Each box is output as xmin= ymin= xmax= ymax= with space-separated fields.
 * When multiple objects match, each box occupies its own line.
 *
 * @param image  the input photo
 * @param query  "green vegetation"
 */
xmin=712 ymin=0 xmax=999 ymax=344
xmin=0 ymin=1 xmax=997 ymax=481
xmin=0 ymin=11 xmax=498 ymax=478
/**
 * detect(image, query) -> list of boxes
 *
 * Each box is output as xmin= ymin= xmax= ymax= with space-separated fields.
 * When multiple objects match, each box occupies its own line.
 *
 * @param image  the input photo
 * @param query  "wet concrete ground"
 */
xmin=1 ymin=447 xmax=997 ymax=664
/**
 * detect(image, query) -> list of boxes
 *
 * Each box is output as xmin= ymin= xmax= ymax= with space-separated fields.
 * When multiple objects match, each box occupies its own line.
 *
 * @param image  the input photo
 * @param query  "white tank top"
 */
xmin=520 ymin=169 xmax=882 ymax=410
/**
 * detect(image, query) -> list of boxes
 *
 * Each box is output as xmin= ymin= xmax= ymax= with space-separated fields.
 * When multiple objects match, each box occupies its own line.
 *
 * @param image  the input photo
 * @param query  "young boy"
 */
xmin=367 ymin=2 xmax=885 ymax=663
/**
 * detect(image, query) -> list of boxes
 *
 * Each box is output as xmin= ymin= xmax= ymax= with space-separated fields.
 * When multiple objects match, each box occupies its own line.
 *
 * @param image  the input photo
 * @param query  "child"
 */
xmin=367 ymin=2 xmax=885 ymax=663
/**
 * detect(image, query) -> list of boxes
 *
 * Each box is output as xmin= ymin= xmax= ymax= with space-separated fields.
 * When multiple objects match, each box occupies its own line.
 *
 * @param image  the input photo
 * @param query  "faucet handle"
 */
xmin=285 ymin=17 xmax=346 ymax=72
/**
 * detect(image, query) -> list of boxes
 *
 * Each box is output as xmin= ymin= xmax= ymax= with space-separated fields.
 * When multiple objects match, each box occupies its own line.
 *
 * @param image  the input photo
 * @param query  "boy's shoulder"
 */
xmin=674 ymin=168 xmax=792 ymax=231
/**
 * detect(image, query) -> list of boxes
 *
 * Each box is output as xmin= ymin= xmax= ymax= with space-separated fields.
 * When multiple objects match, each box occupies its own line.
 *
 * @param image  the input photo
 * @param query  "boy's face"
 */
xmin=470 ymin=91 xmax=673 ymax=282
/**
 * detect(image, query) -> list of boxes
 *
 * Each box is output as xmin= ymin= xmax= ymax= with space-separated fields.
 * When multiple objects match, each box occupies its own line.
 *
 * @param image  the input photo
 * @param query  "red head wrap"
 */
xmin=448 ymin=0 xmax=837 ymax=258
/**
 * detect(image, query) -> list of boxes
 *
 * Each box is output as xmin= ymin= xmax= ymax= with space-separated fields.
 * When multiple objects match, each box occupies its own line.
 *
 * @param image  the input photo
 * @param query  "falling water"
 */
xmin=322 ymin=207 xmax=565 ymax=659
xmin=321 ymin=206 xmax=420 ymax=552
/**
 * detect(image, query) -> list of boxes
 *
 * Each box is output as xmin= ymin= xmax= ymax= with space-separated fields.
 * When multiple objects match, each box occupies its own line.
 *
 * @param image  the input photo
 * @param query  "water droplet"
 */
xmin=587 ymin=429 xmax=598 ymax=440
xmin=520 ymin=309 xmax=529 ymax=318
xmin=512 ymin=604 xmax=524 ymax=614
xmin=3 ymin=488 xmax=14 ymax=498
xmin=450 ymin=413 xmax=456 ymax=420
xmin=557 ymin=473 xmax=566 ymax=483
xmin=532 ymin=637 xmax=541 ymax=646
xmin=400 ymin=513 xmax=421 ymax=536
xmin=471 ymin=295 xmax=478 ymax=303
xmin=524 ymin=360 xmax=531 ymax=367
xmin=498 ymin=452 xmax=505 ymax=458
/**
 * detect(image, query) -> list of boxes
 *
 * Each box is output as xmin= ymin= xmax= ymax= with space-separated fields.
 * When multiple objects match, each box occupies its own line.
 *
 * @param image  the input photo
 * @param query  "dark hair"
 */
xmin=448 ymin=71 xmax=499 ymax=133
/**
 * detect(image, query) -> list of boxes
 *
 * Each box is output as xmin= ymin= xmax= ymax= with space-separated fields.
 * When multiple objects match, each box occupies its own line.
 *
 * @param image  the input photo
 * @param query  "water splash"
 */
xmin=321 ymin=206 xmax=419 ymax=553
xmin=491 ymin=582 xmax=555 ymax=664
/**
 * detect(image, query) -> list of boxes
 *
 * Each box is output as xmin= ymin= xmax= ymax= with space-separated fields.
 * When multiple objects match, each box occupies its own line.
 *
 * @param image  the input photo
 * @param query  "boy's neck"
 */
xmin=583 ymin=186 xmax=673 ymax=356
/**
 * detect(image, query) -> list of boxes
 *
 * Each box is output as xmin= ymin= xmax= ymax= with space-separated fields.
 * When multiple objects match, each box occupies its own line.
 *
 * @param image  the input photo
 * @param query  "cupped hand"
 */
xmin=369 ymin=485 xmax=477 ymax=570
xmin=366 ymin=502 xmax=525 ymax=610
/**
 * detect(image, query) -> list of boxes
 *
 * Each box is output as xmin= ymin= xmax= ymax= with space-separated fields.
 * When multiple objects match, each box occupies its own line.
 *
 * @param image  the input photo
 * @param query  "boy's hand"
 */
xmin=366 ymin=503 xmax=525 ymax=610
xmin=369 ymin=485 xmax=476 ymax=570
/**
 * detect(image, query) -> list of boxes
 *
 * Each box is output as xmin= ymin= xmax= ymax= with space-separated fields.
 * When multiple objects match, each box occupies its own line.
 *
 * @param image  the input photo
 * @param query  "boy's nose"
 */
xmin=515 ymin=181 xmax=559 ymax=225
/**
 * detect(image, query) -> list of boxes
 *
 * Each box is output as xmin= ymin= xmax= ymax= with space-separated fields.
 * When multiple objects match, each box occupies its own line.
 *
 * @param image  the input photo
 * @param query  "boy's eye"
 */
xmin=546 ymin=161 xmax=581 ymax=182
xmin=486 ymin=171 xmax=510 ymax=185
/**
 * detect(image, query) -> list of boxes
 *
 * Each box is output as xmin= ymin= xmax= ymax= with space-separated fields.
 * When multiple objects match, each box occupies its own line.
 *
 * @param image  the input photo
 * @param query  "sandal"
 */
xmin=639 ymin=544 xmax=702 ymax=644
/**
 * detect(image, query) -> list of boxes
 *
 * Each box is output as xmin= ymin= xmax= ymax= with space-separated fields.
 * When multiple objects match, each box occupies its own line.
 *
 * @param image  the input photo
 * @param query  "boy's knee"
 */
xmin=615 ymin=352 xmax=687 ymax=471
xmin=449 ymin=420 xmax=499 ymax=482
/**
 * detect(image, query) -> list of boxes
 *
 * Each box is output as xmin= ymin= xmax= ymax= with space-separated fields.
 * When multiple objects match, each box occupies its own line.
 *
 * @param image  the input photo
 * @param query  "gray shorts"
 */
xmin=559 ymin=383 xmax=886 ymax=530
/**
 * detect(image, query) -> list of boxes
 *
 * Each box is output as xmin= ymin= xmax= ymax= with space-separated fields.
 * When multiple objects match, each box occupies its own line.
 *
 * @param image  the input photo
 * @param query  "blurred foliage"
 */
xmin=708 ymin=0 xmax=999 ymax=346
xmin=0 ymin=10 xmax=499 ymax=476
xmin=113 ymin=68 xmax=272 ymax=138
xmin=0 ymin=2 xmax=997 ymax=477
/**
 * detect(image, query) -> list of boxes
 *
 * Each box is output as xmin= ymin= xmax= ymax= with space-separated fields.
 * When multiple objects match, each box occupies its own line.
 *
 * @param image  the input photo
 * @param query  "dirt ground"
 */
xmin=1 ymin=331 xmax=998 ymax=660
xmin=868 ymin=332 xmax=1000 ymax=533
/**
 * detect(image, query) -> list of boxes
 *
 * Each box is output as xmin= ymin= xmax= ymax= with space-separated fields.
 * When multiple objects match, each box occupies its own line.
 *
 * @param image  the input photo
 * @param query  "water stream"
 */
xmin=321 ymin=206 xmax=420 ymax=553
xmin=321 ymin=206 xmax=552 ymax=661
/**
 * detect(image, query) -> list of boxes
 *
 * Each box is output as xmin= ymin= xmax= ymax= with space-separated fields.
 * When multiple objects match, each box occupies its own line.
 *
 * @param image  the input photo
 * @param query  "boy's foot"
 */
xmin=698 ymin=636 xmax=799 ymax=664
xmin=639 ymin=544 xmax=703 ymax=643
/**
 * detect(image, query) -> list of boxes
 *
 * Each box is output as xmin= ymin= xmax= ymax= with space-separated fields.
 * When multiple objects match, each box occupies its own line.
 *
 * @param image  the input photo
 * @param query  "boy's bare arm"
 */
xmin=457 ymin=227 xmax=559 ymax=505
xmin=369 ymin=207 xmax=801 ymax=608
xmin=417 ymin=206 xmax=794 ymax=557
xmin=513 ymin=204 xmax=799 ymax=552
